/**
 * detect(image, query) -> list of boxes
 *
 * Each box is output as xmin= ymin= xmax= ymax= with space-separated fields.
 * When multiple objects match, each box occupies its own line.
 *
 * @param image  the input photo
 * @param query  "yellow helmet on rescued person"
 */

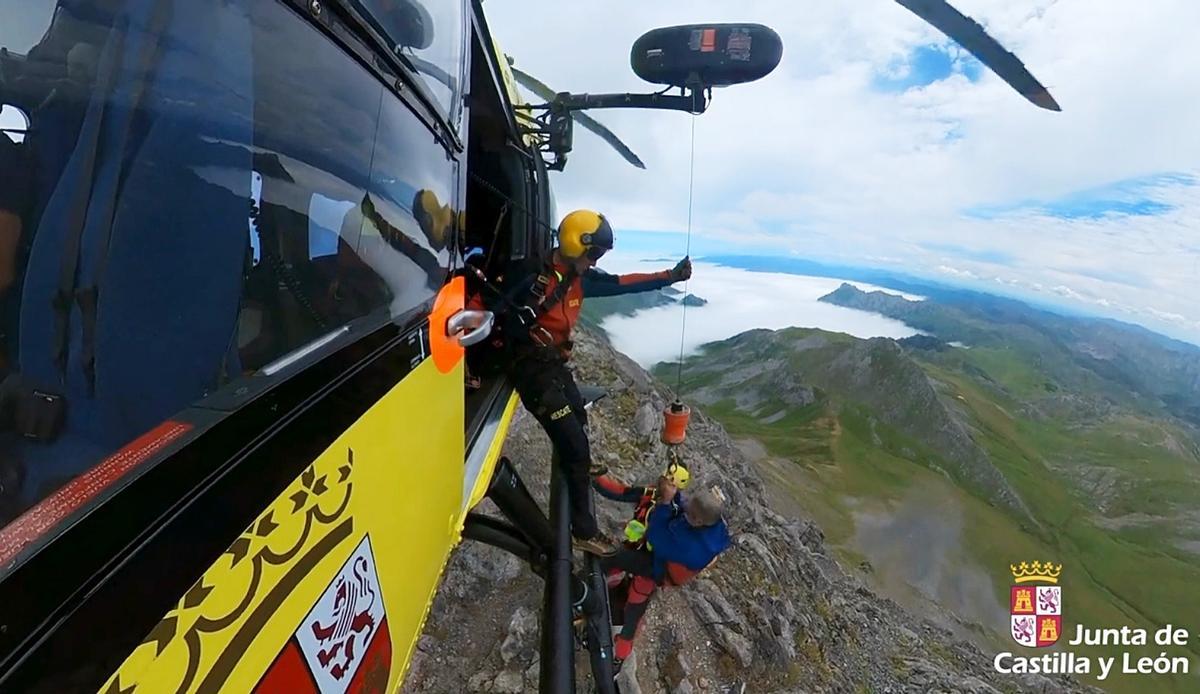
xmin=663 ymin=462 xmax=690 ymax=489
xmin=557 ymin=209 xmax=614 ymax=260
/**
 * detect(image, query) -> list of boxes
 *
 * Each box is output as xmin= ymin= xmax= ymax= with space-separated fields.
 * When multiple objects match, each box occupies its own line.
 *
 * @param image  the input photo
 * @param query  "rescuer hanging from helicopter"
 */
xmin=501 ymin=209 xmax=691 ymax=556
xmin=595 ymin=466 xmax=730 ymax=665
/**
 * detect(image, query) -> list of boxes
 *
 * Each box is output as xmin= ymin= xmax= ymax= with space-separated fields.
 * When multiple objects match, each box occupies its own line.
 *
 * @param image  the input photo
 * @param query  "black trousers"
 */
xmin=601 ymin=548 xmax=657 ymax=641
xmin=510 ymin=355 xmax=598 ymax=539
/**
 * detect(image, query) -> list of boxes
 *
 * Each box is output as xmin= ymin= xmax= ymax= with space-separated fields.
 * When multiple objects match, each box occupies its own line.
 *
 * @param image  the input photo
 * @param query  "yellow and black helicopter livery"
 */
xmin=0 ymin=0 xmax=1055 ymax=692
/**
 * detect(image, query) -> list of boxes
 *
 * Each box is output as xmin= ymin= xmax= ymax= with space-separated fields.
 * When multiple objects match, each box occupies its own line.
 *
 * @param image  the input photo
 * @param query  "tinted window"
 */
xmin=0 ymin=0 xmax=455 ymax=563
xmin=355 ymin=0 xmax=466 ymax=129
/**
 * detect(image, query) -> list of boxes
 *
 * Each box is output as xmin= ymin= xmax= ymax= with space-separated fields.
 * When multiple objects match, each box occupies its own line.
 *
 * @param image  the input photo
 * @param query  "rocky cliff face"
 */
xmin=401 ymin=329 xmax=1090 ymax=693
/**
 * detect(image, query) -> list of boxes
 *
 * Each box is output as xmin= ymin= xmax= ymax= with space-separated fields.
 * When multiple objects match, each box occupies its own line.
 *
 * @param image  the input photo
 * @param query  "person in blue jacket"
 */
xmin=599 ymin=483 xmax=730 ymax=664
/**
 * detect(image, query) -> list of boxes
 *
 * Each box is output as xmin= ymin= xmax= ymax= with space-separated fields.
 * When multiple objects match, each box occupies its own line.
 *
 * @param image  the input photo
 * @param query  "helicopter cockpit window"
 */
xmin=0 ymin=0 xmax=453 ymax=569
xmin=354 ymin=0 xmax=466 ymax=130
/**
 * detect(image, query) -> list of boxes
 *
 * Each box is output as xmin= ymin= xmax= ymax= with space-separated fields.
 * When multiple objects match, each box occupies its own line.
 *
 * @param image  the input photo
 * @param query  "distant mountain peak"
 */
xmin=820 ymin=282 xmax=920 ymax=306
xmin=820 ymin=282 xmax=864 ymax=302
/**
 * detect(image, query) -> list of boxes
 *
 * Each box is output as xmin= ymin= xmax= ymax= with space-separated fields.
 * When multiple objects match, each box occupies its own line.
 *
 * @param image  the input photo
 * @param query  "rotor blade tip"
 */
xmin=1028 ymin=88 xmax=1062 ymax=112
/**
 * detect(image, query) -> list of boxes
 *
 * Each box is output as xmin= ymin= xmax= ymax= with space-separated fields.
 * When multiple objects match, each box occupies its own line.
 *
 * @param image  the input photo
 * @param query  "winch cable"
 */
xmin=660 ymin=94 xmax=699 ymax=448
xmin=674 ymin=98 xmax=698 ymax=393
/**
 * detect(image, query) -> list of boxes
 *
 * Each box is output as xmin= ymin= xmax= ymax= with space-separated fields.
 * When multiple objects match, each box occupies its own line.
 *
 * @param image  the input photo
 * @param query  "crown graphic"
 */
xmin=1010 ymin=560 xmax=1062 ymax=584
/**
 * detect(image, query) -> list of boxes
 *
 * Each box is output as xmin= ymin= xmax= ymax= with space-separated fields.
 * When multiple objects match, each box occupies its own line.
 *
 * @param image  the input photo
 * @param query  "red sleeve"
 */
xmin=582 ymin=268 xmax=674 ymax=298
xmin=593 ymin=476 xmax=644 ymax=502
xmin=663 ymin=561 xmax=701 ymax=586
xmin=617 ymin=270 xmax=672 ymax=286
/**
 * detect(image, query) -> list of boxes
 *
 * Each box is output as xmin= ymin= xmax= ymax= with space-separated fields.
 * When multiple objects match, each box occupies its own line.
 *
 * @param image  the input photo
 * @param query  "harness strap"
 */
xmin=532 ymin=266 xmax=574 ymax=318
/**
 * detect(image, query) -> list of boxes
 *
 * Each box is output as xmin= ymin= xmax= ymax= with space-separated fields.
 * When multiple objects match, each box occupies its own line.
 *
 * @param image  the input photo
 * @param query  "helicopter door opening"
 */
xmin=461 ymin=35 xmax=531 ymax=456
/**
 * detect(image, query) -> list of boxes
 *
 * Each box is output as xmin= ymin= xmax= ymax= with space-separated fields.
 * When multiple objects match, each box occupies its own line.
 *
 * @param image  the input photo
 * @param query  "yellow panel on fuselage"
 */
xmin=465 ymin=391 xmax=520 ymax=513
xmin=101 ymin=355 xmax=464 ymax=693
xmin=488 ymin=35 xmax=539 ymax=147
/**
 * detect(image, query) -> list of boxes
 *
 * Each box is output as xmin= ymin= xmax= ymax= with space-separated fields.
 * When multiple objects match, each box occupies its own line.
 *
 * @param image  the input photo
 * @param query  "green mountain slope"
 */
xmin=656 ymin=317 xmax=1200 ymax=693
xmin=821 ymin=283 xmax=1200 ymax=426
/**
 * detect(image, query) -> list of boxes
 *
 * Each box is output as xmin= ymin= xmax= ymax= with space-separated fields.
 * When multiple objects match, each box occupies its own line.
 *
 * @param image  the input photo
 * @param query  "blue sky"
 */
xmin=873 ymin=43 xmax=983 ymax=92
xmin=490 ymin=0 xmax=1200 ymax=345
xmin=967 ymin=173 xmax=1192 ymax=221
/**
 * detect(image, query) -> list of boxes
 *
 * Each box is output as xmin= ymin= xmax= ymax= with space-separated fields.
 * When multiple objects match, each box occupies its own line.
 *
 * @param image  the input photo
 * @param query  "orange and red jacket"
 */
xmin=506 ymin=260 xmax=675 ymax=356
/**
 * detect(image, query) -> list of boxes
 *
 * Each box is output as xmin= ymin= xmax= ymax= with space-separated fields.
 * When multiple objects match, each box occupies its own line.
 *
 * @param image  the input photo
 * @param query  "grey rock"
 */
xmin=499 ymin=606 xmax=538 ymax=666
xmin=466 ymin=670 xmax=493 ymax=692
xmin=663 ymin=650 xmax=690 ymax=688
xmin=417 ymin=635 xmax=438 ymax=652
xmin=768 ymin=611 xmax=797 ymax=662
xmin=954 ymin=675 xmax=1003 ymax=693
xmin=615 ymin=651 xmax=642 ymax=694
xmin=524 ymin=659 xmax=539 ymax=688
xmin=734 ymin=533 xmax=780 ymax=580
xmin=490 ymin=670 xmax=524 ymax=694
xmin=633 ymin=402 xmax=658 ymax=439
xmin=451 ymin=544 xmax=521 ymax=599
xmin=712 ymin=624 xmax=754 ymax=668
xmin=688 ymin=579 xmax=747 ymax=634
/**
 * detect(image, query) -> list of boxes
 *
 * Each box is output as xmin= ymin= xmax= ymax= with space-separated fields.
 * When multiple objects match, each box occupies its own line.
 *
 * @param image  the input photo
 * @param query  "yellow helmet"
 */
xmin=663 ymin=462 xmax=690 ymax=489
xmin=557 ymin=209 xmax=614 ymax=260
xmin=413 ymin=189 xmax=455 ymax=251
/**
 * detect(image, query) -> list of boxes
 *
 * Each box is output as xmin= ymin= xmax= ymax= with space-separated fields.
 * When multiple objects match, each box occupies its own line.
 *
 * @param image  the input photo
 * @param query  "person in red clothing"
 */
xmin=504 ymin=209 xmax=691 ymax=556
xmin=594 ymin=461 xmax=690 ymax=552
xmin=597 ymin=476 xmax=729 ymax=665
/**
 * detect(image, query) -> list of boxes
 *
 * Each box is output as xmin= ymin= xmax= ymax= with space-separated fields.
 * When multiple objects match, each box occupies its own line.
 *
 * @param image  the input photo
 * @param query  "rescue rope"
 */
xmin=674 ymin=97 xmax=697 ymax=392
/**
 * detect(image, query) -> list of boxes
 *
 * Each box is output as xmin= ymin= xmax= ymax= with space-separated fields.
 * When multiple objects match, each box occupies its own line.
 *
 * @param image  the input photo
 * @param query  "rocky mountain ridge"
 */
xmin=671 ymin=327 xmax=1032 ymax=522
xmin=819 ymin=283 xmax=1200 ymax=428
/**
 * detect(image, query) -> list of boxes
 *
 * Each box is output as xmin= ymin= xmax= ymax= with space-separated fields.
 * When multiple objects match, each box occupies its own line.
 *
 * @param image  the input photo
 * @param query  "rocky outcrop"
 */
xmin=401 ymin=329 xmax=1092 ymax=693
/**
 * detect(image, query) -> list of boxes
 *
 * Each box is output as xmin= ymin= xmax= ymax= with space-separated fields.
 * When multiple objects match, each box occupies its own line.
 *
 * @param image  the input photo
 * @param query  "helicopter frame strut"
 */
xmin=522 ymin=85 xmax=710 ymax=171
xmin=462 ymin=455 xmax=620 ymax=693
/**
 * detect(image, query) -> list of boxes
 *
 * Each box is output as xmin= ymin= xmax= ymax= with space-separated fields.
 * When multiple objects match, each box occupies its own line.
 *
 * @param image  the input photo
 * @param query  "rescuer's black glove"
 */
xmin=670 ymin=256 xmax=692 ymax=282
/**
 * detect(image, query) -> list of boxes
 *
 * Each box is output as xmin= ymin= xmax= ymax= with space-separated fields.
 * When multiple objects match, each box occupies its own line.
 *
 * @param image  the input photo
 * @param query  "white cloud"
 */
xmin=485 ymin=0 xmax=1200 ymax=344
xmin=597 ymin=257 xmax=922 ymax=367
xmin=938 ymin=265 xmax=979 ymax=279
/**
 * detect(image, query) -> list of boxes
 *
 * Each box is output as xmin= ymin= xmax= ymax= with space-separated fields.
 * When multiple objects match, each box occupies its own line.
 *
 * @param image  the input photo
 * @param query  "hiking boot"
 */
xmin=573 ymin=532 xmax=618 ymax=556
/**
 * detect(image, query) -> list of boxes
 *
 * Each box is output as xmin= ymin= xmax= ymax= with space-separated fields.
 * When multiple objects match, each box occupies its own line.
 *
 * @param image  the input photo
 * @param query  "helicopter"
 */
xmin=0 ymin=1 xmax=1056 ymax=693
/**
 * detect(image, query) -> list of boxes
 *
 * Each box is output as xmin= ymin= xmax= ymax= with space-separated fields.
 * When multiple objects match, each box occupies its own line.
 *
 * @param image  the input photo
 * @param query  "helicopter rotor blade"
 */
xmin=510 ymin=66 xmax=558 ymax=103
xmin=565 ymin=108 xmax=647 ymax=170
xmin=512 ymin=66 xmax=647 ymax=169
xmin=895 ymin=0 xmax=1061 ymax=111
